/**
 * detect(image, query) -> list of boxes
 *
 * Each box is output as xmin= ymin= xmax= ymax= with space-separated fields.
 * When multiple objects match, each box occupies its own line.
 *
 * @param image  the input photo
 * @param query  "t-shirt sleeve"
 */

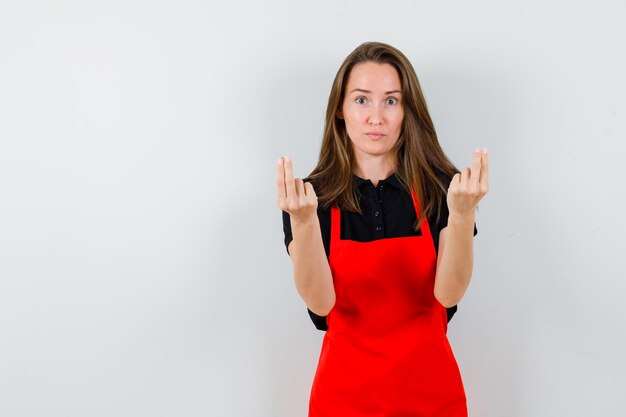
xmin=282 ymin=210 xmax=293 ymax=255
xmin=446 ymin=305 xmax=458 ymax=323
xmin=307 ymin=308 xmax=329 ymax=331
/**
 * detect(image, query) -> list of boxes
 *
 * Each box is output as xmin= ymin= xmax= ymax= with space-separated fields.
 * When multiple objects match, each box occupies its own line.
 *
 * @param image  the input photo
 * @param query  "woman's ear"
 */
xmin=336 ymin=108 xmax=343 ymax=119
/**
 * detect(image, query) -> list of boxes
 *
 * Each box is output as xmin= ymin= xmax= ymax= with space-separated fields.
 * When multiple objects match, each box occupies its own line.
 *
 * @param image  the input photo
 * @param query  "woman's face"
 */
xmin=338 ymin=61 xmax=404 ymax=163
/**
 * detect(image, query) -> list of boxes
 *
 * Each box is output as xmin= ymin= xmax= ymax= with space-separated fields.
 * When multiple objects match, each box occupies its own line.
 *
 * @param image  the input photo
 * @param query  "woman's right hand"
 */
xmin=276 ymin=156 xmax=318 ymax=223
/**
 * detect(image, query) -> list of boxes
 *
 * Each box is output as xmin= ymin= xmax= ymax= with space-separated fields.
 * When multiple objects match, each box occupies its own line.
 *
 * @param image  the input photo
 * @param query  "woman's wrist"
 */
xmin=290 ymin=213 xmax=319 ymax=227
xmin=447 ymin=213 xmax=475 ymax=229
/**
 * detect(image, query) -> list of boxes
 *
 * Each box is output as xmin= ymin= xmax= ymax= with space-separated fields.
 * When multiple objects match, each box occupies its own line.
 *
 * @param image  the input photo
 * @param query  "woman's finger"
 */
xmin=304 ymin=181 xmax=316 ymax=197
xmin=284 ymin=156 xmax=296 ymax=199
xmin=460 ymin=167 xmax=470 ymax=190
xmin=471 ymin=149 xmax=482 ymax=189
xmin=449 ymin=172 xmax=460 ymax=192
xmin=304 ymin=182 xmax=317 ymax=207
xmin=480 ymin=150 xmax=489 ymax=193
xmin=295 ymin=178 xmax=304 ymax=202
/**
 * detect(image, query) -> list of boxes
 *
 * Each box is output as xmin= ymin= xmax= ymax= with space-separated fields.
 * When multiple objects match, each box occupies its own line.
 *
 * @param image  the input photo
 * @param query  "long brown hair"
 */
xmin=304 ymin=41 xmax=463 ymax=231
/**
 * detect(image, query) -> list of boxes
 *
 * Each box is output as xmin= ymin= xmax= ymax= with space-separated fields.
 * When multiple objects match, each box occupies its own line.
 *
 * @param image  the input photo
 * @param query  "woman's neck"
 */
xmin=353 ymin=155 xmax=396 ymax=188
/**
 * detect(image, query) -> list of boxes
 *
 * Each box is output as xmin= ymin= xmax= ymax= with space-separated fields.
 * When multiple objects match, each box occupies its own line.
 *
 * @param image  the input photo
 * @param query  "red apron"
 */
xmin=308 ymin=189 xmax=467 ymax=416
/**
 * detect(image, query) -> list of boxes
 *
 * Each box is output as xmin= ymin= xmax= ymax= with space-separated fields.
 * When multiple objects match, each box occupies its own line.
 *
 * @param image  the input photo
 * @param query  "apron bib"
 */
xmin=308 ymin=189 xmax=467 ymax=416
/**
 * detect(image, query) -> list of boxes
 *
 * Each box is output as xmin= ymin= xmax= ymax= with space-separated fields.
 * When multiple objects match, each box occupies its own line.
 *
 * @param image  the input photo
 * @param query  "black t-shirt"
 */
xmin=282 ymin=171 xmax=478 ymax=331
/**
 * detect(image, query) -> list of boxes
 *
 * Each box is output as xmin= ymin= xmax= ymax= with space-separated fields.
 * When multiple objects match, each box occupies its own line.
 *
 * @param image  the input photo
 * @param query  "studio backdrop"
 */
xmin=0 ymin=1 xmax=624 ymax=416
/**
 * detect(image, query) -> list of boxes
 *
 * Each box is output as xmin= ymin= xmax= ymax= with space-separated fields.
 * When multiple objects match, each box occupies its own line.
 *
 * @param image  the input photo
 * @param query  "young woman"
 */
xmin=276 ymin=41 xmax=489 ymax=417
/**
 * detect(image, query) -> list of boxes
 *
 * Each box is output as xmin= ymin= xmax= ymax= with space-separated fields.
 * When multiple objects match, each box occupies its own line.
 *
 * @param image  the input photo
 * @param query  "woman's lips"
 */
xmin=366 ymin=133 xmax=384 ymax=139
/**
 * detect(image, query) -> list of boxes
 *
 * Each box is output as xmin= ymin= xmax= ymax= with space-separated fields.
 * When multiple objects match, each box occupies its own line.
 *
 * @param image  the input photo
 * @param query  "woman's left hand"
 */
xmin=447 ymin=148 xmax=489 ymax=219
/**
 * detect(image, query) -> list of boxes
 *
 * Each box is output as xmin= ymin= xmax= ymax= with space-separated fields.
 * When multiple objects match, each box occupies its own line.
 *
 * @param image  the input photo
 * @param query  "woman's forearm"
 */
xmin=289 ymin=215 xmax=336 ymax=316
xmin=433 ymin=214 xmax=475 ymax=307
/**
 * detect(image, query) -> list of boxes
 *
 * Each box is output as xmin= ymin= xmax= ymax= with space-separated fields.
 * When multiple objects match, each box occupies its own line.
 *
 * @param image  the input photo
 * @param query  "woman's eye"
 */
xmin=355 ymin=97 xmax=398 ymax=105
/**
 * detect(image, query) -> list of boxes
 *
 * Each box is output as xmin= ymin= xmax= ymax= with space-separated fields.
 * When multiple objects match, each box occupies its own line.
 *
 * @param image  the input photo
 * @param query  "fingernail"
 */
xmin=483 ymin=148 xmax=488 ymax=153
xmin=474 ymin=148 xmax=481 ymax=153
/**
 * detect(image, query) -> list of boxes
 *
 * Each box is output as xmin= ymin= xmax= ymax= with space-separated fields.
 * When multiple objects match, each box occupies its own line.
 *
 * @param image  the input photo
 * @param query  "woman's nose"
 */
xmin=368 ymin=104 xmax=383 ymax=125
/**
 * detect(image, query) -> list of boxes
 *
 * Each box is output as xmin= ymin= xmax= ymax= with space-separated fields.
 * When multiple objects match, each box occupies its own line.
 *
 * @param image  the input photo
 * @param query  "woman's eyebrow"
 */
xmin=349 ymin=88 xmax=402 ymax=94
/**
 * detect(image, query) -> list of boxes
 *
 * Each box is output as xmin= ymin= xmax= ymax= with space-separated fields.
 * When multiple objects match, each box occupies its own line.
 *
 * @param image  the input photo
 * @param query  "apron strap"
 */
xmin=410 ymin=188 xmax=432 ymax=237
xmin=330 ymin=205 xmax=341 ymax=241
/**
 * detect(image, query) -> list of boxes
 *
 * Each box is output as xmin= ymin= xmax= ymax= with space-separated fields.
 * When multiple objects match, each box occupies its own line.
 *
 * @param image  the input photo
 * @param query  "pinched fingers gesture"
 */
xmin=276 ymin=156 xmax=318 ymax=222
xmin=447 ymin=148 xmax=489 ymax=218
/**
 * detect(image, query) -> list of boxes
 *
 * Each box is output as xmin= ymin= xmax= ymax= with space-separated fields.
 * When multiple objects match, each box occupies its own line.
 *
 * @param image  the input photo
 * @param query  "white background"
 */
xmin=1 ymin=0 xmax=625 ymax=416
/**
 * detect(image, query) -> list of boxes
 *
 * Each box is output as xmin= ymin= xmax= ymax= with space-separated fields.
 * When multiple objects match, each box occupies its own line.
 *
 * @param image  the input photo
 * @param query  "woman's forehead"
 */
xmin=346 ymin=62 xmax=402 ymax=93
